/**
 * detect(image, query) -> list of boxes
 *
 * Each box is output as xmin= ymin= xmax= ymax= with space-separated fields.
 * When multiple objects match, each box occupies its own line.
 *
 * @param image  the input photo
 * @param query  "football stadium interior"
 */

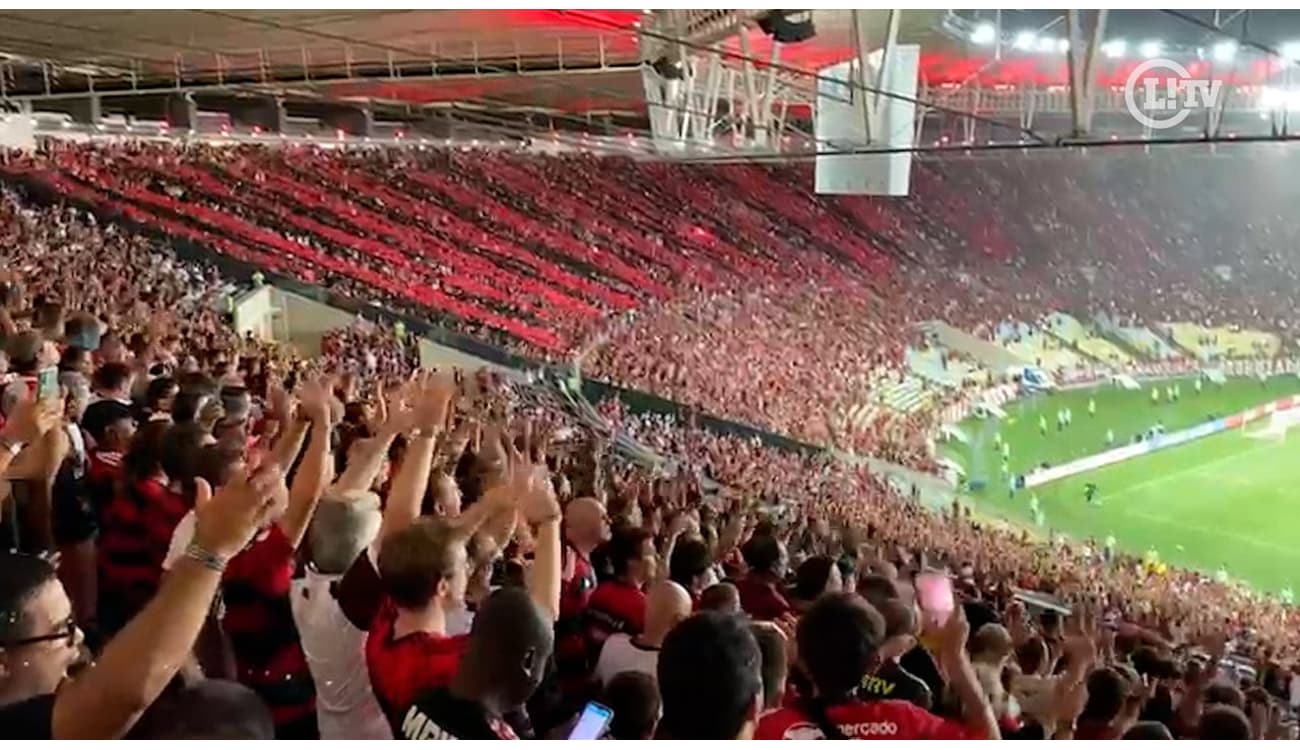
xmin=5 ymin=7 xmax=1300 ymax=741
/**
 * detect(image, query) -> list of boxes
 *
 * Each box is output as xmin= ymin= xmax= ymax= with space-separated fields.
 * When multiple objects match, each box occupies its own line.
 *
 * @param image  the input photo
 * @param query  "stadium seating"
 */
xmin=1163 ymin=321 xmax=1281 ymax=361
xmin=8 ymin=138 xmax=1300 ymax=741
xmin=5 ymin=141 xmax=1300 ymax=473
xmin=1044 ymin=312 xmax=1133 ymax=367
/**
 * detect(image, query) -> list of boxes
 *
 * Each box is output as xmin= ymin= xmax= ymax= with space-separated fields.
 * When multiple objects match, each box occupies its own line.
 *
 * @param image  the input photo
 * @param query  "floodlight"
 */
xmin=1212 ymin=40 xmax=1237 ymax=62
xmin=1013 ymin=30 xmax=1036 ymax=50
xmin=1102 ymin=39 xmax=1127 ymax=58
xmin=971 ymin=22 xmax=996 ymax=45
xmin=1139 ymin=40 xmax=1163 ymax=58
xmin=1282 ymin=41 xmax=1300 ymax=61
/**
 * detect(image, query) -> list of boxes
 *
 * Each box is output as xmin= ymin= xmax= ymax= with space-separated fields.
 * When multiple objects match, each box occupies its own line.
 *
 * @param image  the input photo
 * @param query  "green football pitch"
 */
xmin=940 ymin=374 xmax=1300 ymax=596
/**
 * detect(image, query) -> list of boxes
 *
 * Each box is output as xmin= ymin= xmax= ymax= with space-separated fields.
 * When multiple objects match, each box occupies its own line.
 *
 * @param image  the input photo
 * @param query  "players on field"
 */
xmin=1084 ymin=482 xmax=1100 ymax=506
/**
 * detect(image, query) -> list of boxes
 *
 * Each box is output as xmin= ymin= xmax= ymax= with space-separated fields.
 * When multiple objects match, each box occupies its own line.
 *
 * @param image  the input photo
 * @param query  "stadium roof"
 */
xmin=0 ymin=10 xmax=951 ymax=111
xmin=4 ymin=9 xmax=1300 ymax=153
xmin=3 ymin=10 xmax=1299 ymax=107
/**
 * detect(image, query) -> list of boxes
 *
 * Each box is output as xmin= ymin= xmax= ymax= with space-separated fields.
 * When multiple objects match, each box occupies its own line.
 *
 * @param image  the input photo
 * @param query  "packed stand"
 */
xmin=320 ymin=319 xmax=420 ymax=383
xmin=9 ymin=141 xmax=1300 ymax=475
xmin=3 ymin=188 xmax=1300 ymax=742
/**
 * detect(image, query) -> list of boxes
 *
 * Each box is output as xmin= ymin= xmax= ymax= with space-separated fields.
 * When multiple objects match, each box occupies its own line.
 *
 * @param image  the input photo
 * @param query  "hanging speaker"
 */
xmin=757 ymin=11 xmax=816 ymax=43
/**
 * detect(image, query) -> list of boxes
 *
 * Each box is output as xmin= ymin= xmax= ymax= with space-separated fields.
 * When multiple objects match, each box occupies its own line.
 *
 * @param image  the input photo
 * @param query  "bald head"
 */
xmin=565 ymin=496 xmax=609 ymax=550
xmin=644 ymin=580 xmax=693 ymax=646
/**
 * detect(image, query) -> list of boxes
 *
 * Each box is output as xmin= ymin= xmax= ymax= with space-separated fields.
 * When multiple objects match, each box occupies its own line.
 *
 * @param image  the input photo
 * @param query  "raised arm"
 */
xmin=377 ymin=370 xmax=457 ymax=543
xmin=50 ymin=467 xmax=287 ymax=739
xmin=935 ymin=606 xmax=1001 ymax=740
xmin=264 ymin=383 xmax=309 ymax=472
xmin=517 ymin=449 xmax=562 ymax=623
xmin=0 ymin=392 xmax=62 ymax=478
xmin=277 ymin=378 xmax=337 ymax=548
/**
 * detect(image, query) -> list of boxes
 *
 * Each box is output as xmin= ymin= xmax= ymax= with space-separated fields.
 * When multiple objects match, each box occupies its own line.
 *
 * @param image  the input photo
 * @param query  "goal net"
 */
xmin=1247 ymin=406 xmax=1300 ymax=442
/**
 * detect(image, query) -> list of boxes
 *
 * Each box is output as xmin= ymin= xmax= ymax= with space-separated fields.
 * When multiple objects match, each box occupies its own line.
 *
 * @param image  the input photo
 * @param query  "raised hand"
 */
xmin=197 ymin=395 xmax=226 ymax=432
xmin=1049 ymin=674 xmax=1089 ymax=732
xmin=298 ymin=375 xmax=337 ymax=425
xmin=0 ymin=391 xmax=64 ymax=446
xmin=412 ymin=369 xmax=459 ymax=434
xmin=504 ymin=440 xmax=561 ymax=527
xmin=267 ymin=381 xmax=294 ymax=423
xmin=191 ymin=465 xmax=289 ymax=559
xmin=1062 ymin=605 xmax=1099 ymax=675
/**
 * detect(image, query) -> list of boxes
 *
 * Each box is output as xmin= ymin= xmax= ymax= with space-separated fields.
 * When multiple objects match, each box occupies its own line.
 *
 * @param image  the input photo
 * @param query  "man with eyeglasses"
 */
xmin=0 ymin=554 xmax=86 ymax=708
xmin=1 ymin=463 xmax=289 ymax=738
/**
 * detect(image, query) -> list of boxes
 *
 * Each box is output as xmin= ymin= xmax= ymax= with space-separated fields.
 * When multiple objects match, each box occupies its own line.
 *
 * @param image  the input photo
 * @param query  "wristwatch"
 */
xmin=0 ymin=435 xmax=24 ymax=457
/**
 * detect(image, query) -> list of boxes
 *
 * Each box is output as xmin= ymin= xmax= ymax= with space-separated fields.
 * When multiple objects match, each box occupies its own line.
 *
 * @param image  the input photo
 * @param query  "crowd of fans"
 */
xmin=4 ymin=143 xmax=1300 ymax=740
xmin=8 ymin=142 xmax=1300 ymax=467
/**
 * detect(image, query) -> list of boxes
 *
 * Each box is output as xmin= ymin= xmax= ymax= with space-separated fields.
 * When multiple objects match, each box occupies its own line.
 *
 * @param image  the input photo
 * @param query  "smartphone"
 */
xmin=567 ymin=701 xmax=614 ymax=740
xmin=916 ymin=571 xmax=955 ymax=628
xmin=37 ymin=366 xmax=60 ymax=400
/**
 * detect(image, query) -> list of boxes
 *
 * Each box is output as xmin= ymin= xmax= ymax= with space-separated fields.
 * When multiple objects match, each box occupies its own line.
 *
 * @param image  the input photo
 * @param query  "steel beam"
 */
xmin=1065 ymin=9 xmax=1107 ymax=137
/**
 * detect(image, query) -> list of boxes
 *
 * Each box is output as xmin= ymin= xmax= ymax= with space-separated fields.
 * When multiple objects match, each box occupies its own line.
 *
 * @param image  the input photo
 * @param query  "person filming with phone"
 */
xmin=755 ymin=586 xmax=1001 ymax=740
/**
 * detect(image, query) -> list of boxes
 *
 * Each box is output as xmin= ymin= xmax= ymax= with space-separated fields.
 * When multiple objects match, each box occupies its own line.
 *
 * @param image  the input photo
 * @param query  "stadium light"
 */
xmin=1212 ymin=40 xmax=1237 ymax=63
xmin=1282 ymin=41 xmax=1300 ymax=61
xmin=970 ymin=22 xmax=996 ymax=45
xmin=1139 ymin=40 xmax=1163 ymax=58
xmin=1037 ymin=36 xmax=1057 ymax=53
xmin=1102 ymin=39 xmax=1127 ymax=58
xmin=1057 ymin=38 xmax=1070 ymax=54
xmin=1013 ymin=30 xmax=1037 ymax=50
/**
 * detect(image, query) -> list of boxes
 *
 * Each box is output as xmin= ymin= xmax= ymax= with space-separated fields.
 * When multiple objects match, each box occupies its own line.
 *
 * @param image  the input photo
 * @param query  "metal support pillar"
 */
xmin=1065 ymin=9 xmax=1107 ymax=138
xmin=851 ymin=8 xmax=900 ymax=144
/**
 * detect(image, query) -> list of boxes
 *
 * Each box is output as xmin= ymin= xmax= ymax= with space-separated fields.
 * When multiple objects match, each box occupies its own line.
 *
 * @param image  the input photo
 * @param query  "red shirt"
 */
xmin=366 ymin=600 xmax=470 ymax=730
xmin=755 ymin=699 xmax=979 ymax=740
xmin=85 ymin=449 xmax=124 ymax=512
xmin=559 ymin=545 xmax=597 ymax=620
xmin=97 ymin=476 xmax=189 ymax=631
xmin=585 ymin=580 xmax=646 ymax=655
xmin=221 ymin=524 xmax=315 ymax=733
xmin=556 ymin=545 xmax=598 ymax=676
xmin=734 ymin=574 xmax=791 ymax=621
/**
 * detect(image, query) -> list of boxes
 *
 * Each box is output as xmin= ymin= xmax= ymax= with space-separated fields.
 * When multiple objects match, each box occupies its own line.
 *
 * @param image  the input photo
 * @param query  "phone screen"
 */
xmin=37 ymin=367 xmax=59 ymax=400
xmin=568 ymin=701 xmax=614 ymax=740
xmin=916 ymin=571 xmax=955 ymax=627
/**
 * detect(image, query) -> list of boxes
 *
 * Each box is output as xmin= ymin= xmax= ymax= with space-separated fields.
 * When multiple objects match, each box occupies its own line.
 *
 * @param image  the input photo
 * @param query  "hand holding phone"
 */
xmin=568 ymin=701 xmax=614 ymax=740
xmin=36 ymin=366 xmax=60 ymax=401
xmin=916 ymin=571 xmax=956 ymax=629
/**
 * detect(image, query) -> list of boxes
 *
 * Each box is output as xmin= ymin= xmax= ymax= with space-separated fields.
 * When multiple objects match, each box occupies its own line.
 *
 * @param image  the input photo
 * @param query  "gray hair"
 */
xmin=307 ymin=492 xmax=382 ymax=575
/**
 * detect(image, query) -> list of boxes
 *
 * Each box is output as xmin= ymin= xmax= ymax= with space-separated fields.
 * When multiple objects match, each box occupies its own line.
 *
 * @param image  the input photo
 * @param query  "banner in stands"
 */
xmin=1021 ymin=393 xmax=1300 ymax=488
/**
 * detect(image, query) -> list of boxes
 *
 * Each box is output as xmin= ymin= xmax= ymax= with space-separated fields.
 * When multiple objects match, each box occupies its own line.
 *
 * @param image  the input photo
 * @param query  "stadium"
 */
xmin=3 ymin=6 xmax=1300 ymax=742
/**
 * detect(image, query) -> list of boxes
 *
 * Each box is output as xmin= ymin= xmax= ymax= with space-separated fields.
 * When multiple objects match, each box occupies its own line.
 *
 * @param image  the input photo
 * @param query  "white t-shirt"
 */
xmin=290 ymin=560 xmax=392 ymax=740
xmin=593 ymin=633 xmax=659 ymax=687
xmin=163 ymin=510 xmax=196 ymax=570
